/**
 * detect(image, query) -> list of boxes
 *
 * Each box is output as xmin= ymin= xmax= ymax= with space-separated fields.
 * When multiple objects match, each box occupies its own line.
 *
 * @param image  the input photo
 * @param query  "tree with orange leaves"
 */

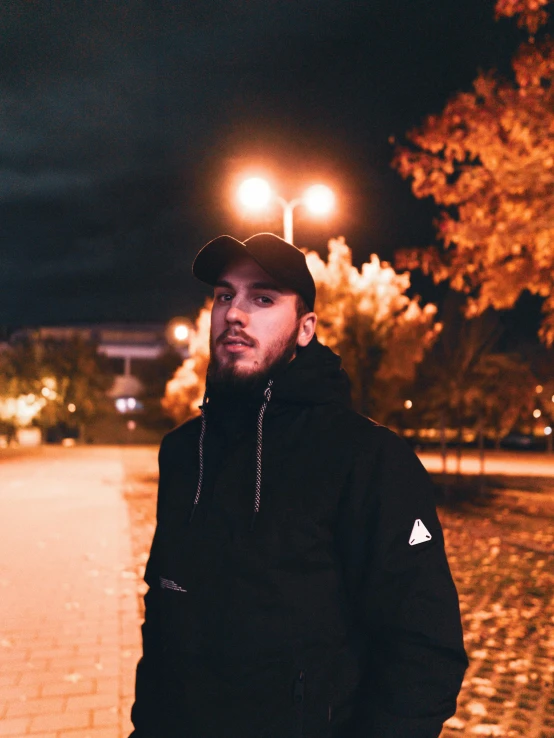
xmin=393 ymin=0 xmax=554 ymax=345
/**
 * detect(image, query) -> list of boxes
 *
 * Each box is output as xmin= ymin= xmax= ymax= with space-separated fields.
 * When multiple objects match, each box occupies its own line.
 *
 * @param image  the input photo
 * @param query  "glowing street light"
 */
xmin=238 ymin=178 xmax=272 ymax=210
xmin=237 ymin=177 xmax=335 ymax=243
xmin=173 ymin=324 xmax=189 ymax=342
xmin=304 ymin=184 xmax=335 ymax=215
xmin=166 ymin=317 xmax=193 ymax=348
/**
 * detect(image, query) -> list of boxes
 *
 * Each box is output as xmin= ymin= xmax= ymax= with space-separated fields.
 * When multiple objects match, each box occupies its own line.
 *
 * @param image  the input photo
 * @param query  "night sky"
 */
xmin=2 ymin=1 xmax=524 ymax=328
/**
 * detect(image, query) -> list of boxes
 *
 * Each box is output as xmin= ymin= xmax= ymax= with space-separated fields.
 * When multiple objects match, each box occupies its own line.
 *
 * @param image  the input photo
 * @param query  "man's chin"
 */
xmin=207 ymin=364 xmax=271 ymax=401
xmin=216 ymin=355 xmax=258 ymax=375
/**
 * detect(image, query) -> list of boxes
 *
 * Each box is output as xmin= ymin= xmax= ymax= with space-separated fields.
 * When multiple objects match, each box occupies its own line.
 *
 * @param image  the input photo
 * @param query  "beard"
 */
xmin=207 ymin=322 xmax=300 ymax=402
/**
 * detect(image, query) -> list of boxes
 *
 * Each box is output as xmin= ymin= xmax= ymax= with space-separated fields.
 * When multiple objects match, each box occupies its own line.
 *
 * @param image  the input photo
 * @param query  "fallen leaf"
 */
xmin=444 ymin=716 xmax=465 ymax=730
xmin=64 ymin=672 xmax=83 ymax=683
xmin=470 ymin=724 xmax=503 ymax=736
xmin=467 ymin=701 xmax=487 ymax=716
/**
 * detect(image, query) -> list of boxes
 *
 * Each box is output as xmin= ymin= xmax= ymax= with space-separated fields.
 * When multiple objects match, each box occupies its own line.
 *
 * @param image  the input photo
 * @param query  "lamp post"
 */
xmin=237 ymin=177 xmax=335 ymax=244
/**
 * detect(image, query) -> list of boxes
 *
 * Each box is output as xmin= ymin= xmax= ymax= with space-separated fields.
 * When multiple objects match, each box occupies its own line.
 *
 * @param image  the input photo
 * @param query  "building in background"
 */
xmin=1 ymin=321 xmax=192 ymax=444
xmin=6 ymin=321 xmax=192 ymax=412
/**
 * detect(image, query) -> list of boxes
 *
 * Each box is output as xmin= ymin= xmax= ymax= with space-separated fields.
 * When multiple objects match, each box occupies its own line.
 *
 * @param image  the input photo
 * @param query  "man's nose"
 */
xmin=225 ymin=299 xmax=248 ymax=325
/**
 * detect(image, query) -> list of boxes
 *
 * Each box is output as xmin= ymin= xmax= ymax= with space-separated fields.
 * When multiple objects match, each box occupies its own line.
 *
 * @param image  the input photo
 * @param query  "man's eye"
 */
xmin=217 ymin=293 xmax=232 ymax=302
xmin=256 ymin=296 xmax=273 ymax=305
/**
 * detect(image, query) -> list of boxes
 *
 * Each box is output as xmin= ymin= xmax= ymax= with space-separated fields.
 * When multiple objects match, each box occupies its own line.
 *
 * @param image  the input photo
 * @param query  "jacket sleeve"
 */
xmin=128 ymin=438 xmax=169 ymax=737
xmin=336 ymin=427 xmax=468 ymax=738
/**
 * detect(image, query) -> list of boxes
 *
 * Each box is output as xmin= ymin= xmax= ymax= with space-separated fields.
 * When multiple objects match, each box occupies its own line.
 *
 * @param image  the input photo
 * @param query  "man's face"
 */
xmin=208 ymin=255 xmax=313 ymax=391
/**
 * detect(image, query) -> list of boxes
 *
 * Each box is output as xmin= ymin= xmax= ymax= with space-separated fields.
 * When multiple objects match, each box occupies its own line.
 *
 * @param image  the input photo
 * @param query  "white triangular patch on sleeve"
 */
xmin=409 ymin=518 xmax=432 ymax=546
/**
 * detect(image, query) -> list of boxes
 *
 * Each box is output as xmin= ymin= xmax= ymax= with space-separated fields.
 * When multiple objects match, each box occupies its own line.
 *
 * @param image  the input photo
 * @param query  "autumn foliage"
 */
xmin=161 ymin=303 xmax=212 ymax=424
xmin=494 ymin=0 xmax=550 ymax=32
xmin=306 ymin=238 xmax=439 ymax=420
xmin=393 ymin=0 xmax=554 ymax=344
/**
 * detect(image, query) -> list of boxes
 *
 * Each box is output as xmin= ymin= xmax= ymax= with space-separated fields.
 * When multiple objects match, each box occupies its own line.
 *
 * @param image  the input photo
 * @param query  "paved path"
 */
xmin=0 ymin=447 xmax=142 ymax=738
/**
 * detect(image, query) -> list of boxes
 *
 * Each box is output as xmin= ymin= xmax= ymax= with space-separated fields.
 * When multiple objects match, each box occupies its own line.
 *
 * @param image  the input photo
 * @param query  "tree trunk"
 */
xmin=440 ymin=410 xmax=447 ymax=475
xmin=456 ymin=408 xmax=463 ymax=478
xmin=440 ymin=409 xmax=449 ymax=502
xmin=478 ymin=415 xmax=485 ymax=496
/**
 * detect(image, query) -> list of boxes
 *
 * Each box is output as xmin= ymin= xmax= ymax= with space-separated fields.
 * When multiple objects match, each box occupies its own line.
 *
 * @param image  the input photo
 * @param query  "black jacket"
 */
xmin=130 ymin=336 xmax=468 ymax=738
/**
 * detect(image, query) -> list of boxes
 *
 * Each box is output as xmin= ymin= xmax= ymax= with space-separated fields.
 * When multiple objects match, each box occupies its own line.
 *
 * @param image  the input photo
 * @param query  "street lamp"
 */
xmin=166 ymin=317 xmax=193 ymax=349
xmin=238 ymin=177 xmax=335 ymax=243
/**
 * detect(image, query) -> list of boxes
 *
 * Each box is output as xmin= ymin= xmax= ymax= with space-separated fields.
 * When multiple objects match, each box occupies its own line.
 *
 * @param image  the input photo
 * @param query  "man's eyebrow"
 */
xmin=214 ymin=279 xmax=284 ymax=293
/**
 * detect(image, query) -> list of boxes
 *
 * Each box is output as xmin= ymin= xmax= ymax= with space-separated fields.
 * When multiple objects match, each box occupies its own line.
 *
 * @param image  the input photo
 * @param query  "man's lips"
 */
xmin=223 ymin=343 xmax=252 ymax=353
xmin=219 ymin=336 xmax=255 ymax=353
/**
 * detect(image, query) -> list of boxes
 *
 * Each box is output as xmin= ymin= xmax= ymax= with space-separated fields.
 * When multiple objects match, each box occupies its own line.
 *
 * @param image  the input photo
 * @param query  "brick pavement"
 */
xmin=0 ymin=447 xmax=142 ymax=738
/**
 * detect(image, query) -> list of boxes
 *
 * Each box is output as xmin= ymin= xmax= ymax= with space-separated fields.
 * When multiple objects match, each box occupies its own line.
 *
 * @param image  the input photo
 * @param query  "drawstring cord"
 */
xmin=189 ymin=391 xmax=208 ymax=523
xmin=251 ymin=379 xmax=273 ymax=531
xmin=188 ymin=380 xmax=274 ymax=530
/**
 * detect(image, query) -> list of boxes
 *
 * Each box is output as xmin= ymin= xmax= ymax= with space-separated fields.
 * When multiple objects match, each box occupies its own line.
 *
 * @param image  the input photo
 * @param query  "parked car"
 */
xmin=500 ymin=432 xmax=540 ymax=450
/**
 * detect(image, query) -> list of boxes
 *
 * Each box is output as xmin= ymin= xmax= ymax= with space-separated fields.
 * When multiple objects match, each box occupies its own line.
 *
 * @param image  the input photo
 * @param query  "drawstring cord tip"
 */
xmin=249 ymin=510 xmax=258 ymax=531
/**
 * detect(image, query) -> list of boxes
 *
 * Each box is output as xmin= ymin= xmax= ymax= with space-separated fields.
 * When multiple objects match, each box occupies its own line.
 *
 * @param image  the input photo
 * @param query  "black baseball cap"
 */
xmin=192 ymin=232 xmax=316 ymax=311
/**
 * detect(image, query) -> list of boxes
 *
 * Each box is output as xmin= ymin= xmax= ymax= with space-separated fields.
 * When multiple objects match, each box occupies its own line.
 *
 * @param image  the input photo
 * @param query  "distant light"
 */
xmin=62 ymin=438 xmax=76 ymax=447
xmin=238 ymin=177 xmax=272 ymax=210
xmin=174 ymin=324 xmax=189 ymax=342
xmin=533 ymin=408 xmax=542 ymax=418
xmin=41 ymin=387 xmax=50 ymax=398
xmin=536 ymin=384 xmax=543 ymax=393
xmin=115 ymin=398 xmax=127 ymax=413
xmin=303 ymin=184 xmax=335 ymax=216
xmin=127 ymin=420 xmax=137 ymax=431
xmin=67 ymin=403 xmax=76 ymax=413
xmin=545 ymin=426 xmax=552 ymax=436
xmin=552 ymin=394 xmax=554 ymax=403
xmin=127 ymin=397 xmax=137 ymax=410
xmin=404 ymin=400 xmax=413 ymax=409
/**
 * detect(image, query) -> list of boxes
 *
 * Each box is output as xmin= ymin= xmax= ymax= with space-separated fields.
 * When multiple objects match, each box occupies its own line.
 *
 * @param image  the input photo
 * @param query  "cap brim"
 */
xmin=192 ymin=235 xmax=268 ymax=286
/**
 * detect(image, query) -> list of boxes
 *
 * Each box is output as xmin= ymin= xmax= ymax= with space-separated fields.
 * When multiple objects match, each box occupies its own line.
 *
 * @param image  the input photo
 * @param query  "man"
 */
xmin=130 ymin=232 xmax=468 ymax=738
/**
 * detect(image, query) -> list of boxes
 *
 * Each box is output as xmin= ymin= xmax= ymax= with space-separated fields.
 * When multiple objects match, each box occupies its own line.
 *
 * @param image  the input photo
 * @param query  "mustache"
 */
xmin=217 ymin=330 xmax=256 ymax=347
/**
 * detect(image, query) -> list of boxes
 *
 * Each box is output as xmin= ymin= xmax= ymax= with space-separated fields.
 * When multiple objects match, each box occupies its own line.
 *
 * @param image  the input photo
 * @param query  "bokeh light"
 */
xmin=303 ymin=184 xmax=335 ymax=215
xmin=174 ymin=324 xmax=189 ymax=342
xmin=238 ymin=177 xmax=272 ymax=210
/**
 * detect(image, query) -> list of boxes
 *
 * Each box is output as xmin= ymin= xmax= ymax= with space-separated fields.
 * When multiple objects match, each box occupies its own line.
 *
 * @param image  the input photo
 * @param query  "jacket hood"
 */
xmin=270 ymin=335 xmax=351 ymax=408
xmin=189 ymin=335 xmax=351 ymax=529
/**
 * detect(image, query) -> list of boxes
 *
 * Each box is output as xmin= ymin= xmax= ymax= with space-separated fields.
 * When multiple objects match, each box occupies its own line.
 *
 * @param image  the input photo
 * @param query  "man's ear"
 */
xmin=297 ymin=313 xmax=317 ymax=347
